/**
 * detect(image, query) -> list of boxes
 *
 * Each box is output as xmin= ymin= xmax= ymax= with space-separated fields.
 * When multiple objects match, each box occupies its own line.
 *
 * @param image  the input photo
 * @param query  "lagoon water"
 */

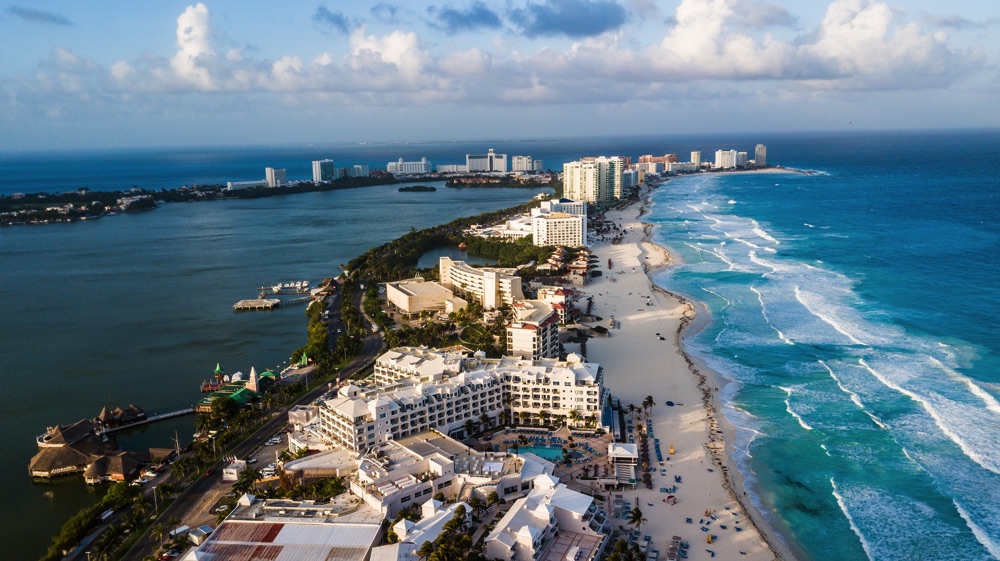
xmin=2 ymin=130 xmax=999 ymax=560
xmin=0 ymin=180 xmax=549 ymax=560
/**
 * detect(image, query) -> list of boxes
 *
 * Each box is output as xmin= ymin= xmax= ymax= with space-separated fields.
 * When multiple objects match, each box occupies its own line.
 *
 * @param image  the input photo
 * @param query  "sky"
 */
xmin=1 ymin=0 xmax=998 ymax=151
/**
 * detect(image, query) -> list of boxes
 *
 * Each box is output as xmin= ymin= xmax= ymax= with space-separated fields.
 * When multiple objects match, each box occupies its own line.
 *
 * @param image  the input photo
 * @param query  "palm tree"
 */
xmin=479 ymin=412 xmax=491 ymax=430
xmin=487 ymin=491 xmax=499 ymax=510
xmin=151 ymin=522 xmax=166 ymax=546
xmin=469 ymin=496 xmax=485 ymax=518
xmin=417 ymin=540 xmax=435 ymax=561
xmin=643 ymin=395 xmax=655 ymax=417
xmin=626 ymin=504 xmax=647 ymax=532
xmin=569 ymin=409 xmax=581 ymax=427
xmin=539 ymin=409 xmax=550 ymax=426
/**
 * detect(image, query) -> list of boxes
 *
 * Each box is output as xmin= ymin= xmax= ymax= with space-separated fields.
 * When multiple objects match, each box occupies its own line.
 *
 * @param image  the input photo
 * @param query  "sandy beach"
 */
xmin=579 ymin=185 xmax=797 ymax=561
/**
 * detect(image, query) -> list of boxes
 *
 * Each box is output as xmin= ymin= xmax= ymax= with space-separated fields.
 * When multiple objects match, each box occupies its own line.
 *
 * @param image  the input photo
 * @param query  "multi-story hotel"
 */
xmin=506 ymin=300 xmax=560 ymax=360
xmin=755 ymin=144 xmax=767 ymax=167
xmin=349 ymin=430 xmax=557 ymax=518
xmin=562 ymin=156 xmax=626 ymax=203
xmin=511 ymin=155 xmax=544 ymax=172
xmin=466 ymin=149 xmax=507 ymax=173
xmin=438 ymin=256 xmax=524 ymax=309
xmin=637 ymin=154 xmax=679 ymax=164
xmin=528 ymin=199 xmax=588 ymax=247
xmin=373 ymin=346 xmax=467 ymax=386
xmin=485 ymin=473 xmax=609 ymax=561
xmin=387 ymin=157 xmax=432 ymax=174
xmin=317 ymin=368 xmax=505 ymax=452
xmin=316 ymin=347 xmax=605 ymax=452
xmin=312 ymin=159 xmax=335 ymax=183
xmin=265 ymin=167 xmax=286 ymax=188
xmin=384 ymin=278 xmax=466 ymax=316
xmin=714 ymin=149 xmax=738 ymax=169
xmin=691 ymin=151 xmax=702 ymax=168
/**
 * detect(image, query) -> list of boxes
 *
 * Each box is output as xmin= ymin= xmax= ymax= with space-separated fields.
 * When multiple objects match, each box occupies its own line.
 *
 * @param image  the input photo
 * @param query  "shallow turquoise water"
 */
xmin=647 ymin=130 xmax=1000 ymax=560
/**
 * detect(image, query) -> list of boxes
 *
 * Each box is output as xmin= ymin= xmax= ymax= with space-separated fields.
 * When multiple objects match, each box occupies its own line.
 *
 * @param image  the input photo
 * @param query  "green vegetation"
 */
xmin=346 ymin=201 xmax=543 ymax=282
xmin=41 ymin=482 xmax=142 ymax=561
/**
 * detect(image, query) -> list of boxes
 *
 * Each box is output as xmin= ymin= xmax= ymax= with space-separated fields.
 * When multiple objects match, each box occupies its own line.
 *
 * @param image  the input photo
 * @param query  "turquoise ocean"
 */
xmin=647 ymin=131 xmax=1000 ymax=560
xmin=2 ymin=130 xmax=998 ymax=560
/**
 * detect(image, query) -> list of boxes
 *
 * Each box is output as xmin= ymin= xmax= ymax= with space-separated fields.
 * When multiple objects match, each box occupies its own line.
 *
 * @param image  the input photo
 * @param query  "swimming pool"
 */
xmin=514 ymin=445 xmax=565 ymax=461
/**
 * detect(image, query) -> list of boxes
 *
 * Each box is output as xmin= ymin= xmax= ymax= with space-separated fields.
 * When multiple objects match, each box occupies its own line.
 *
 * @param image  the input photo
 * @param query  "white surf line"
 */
xmin=778 ymin=386 xmax=814 ymax=430
xmin=952 ymin=499 xmax=1000 ymax=560
xmin=820 ymin=360 xmax=866 ymax=410
xmin=707 ymin=247 xmax=736 ymax=270
xmin=750 ymin=218 xmax=781 ymax=245
xmin=859 ymin=358 xmax=1000 ymax=476
xmin=830 ymin=478 xmax=877 ymax=561
xmin=700 ymin=287 xmax=732 ymax=310
xmin=930 ymin=356 xmax=1000 ymax=415
xmin=751 ymin=286 xmax=794 ymax=345
xmin=793 ymin=286 xmax=867 ymax=346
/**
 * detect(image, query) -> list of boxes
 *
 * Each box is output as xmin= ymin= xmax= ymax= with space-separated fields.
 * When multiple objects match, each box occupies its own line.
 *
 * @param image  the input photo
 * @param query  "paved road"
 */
xmin=121 ymin=283 xmax=384 ymax=560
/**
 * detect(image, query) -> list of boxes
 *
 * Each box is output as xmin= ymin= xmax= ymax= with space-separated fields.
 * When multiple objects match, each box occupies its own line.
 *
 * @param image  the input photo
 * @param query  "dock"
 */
xmin=234 ymin=298 xmax=281 ymax=311
xmin=100 ymin=407 xmax=195 ymax=434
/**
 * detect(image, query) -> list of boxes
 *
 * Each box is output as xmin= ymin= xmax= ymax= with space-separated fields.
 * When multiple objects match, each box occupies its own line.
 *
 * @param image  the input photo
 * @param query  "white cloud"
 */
xmin=10 ymin=0 xmax=983 ymax=117
xmin=171 ymin=3 xmax=216 ymax=89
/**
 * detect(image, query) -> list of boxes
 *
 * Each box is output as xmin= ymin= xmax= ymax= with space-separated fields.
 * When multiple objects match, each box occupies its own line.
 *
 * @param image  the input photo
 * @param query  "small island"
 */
xmin=398 ymin=185 xmax=437 ymax=192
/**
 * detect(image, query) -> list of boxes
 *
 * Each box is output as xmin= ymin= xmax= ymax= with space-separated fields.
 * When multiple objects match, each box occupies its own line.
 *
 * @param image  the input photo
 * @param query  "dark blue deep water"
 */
xmin=647 ymin=130 xmax=1000 ymax=560
xmin=2 ymin=130 xmax=997 ymax=560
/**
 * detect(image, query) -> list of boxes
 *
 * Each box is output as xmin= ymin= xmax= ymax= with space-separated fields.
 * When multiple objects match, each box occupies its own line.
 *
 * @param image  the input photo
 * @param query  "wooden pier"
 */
xmin=234 ymin=298 xmax=281 ymax=311
xmin=99 ymin=407 xmax=195 ymax=434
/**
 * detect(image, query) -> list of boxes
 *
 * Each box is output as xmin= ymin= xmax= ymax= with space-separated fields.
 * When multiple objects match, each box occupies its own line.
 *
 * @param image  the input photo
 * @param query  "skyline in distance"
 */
xmin=2 ymin=0 xmax=998 ymax=151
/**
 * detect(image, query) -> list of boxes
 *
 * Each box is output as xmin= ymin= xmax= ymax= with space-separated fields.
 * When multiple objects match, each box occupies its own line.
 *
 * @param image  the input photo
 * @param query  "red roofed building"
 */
xmin=507 ymin=300 xmax=560 ymax=360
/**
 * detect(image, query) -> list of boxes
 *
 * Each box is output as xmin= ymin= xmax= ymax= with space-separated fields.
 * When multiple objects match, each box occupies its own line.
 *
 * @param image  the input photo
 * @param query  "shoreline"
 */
xmin=583 ymin=184 xmax=797 ymax=561
xmin=640 ymin=195 xmax=802 ymax=561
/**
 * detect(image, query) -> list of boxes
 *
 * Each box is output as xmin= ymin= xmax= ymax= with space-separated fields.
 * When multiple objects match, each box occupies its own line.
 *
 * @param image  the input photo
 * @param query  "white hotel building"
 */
xmin=562 ymin=156 xmax=626 ymax=203
xmin=315 ymin=347 xmax=604 ymax=451
xmin=485 ymin=473 xmax=609 ymax=561
xmin=467 ymin=149 xmax=507 ymax=173
xmin=530 ymin=199 xmax=588 ymax=248
xmin=438 ymin=256 xmax=525 ymax=309
xmin=388 ymin=157 xmax=432 ymax=174
xmin=506 ymin=300 xmax=560 ymax=360
xmin=312 ymin=159 xmax=335 ymax=183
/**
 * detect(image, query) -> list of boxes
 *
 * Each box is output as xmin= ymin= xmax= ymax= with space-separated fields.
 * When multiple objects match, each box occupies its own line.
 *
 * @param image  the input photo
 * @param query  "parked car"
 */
xmin=204 ymin=469 xmax=215 ymax=477
xmin=247 ymin=458 xmax=258 ymax=464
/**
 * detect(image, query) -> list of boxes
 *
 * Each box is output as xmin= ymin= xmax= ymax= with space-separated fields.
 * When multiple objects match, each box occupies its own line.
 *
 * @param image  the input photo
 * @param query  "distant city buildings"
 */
xmin=388 ymin=157 xmax=432 ymax=174
xmin=312 ymin=159 xmax=335 ymax=183
xmin=265 ymin=167 xmax=286 ymax=188
xmin=512 ymin=155 xmax=544 ymax=172
xmin=756 ymin=144 xmax=767 ymax=167
xmin=467 ymin=148 xmax=507 ymax=173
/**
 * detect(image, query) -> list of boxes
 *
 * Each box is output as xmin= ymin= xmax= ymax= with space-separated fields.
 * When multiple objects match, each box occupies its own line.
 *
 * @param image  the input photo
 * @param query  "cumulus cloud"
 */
xmin=12 ymin=0 xmax=981 ymax=117
xmin=427 ymin=2 xmax=502 ymax=33
xmin=7 ymin=6 xmax=72 ymax=26
xmin=511 ymin=0 xmax=628 ymax=38
xmin=313 ymin=6 xmax=352 ymax=34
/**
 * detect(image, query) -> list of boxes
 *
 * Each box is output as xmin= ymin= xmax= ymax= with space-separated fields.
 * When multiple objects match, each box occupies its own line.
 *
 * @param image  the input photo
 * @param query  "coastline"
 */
xmin=583 ymin=184 xmax=797 ymax=561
